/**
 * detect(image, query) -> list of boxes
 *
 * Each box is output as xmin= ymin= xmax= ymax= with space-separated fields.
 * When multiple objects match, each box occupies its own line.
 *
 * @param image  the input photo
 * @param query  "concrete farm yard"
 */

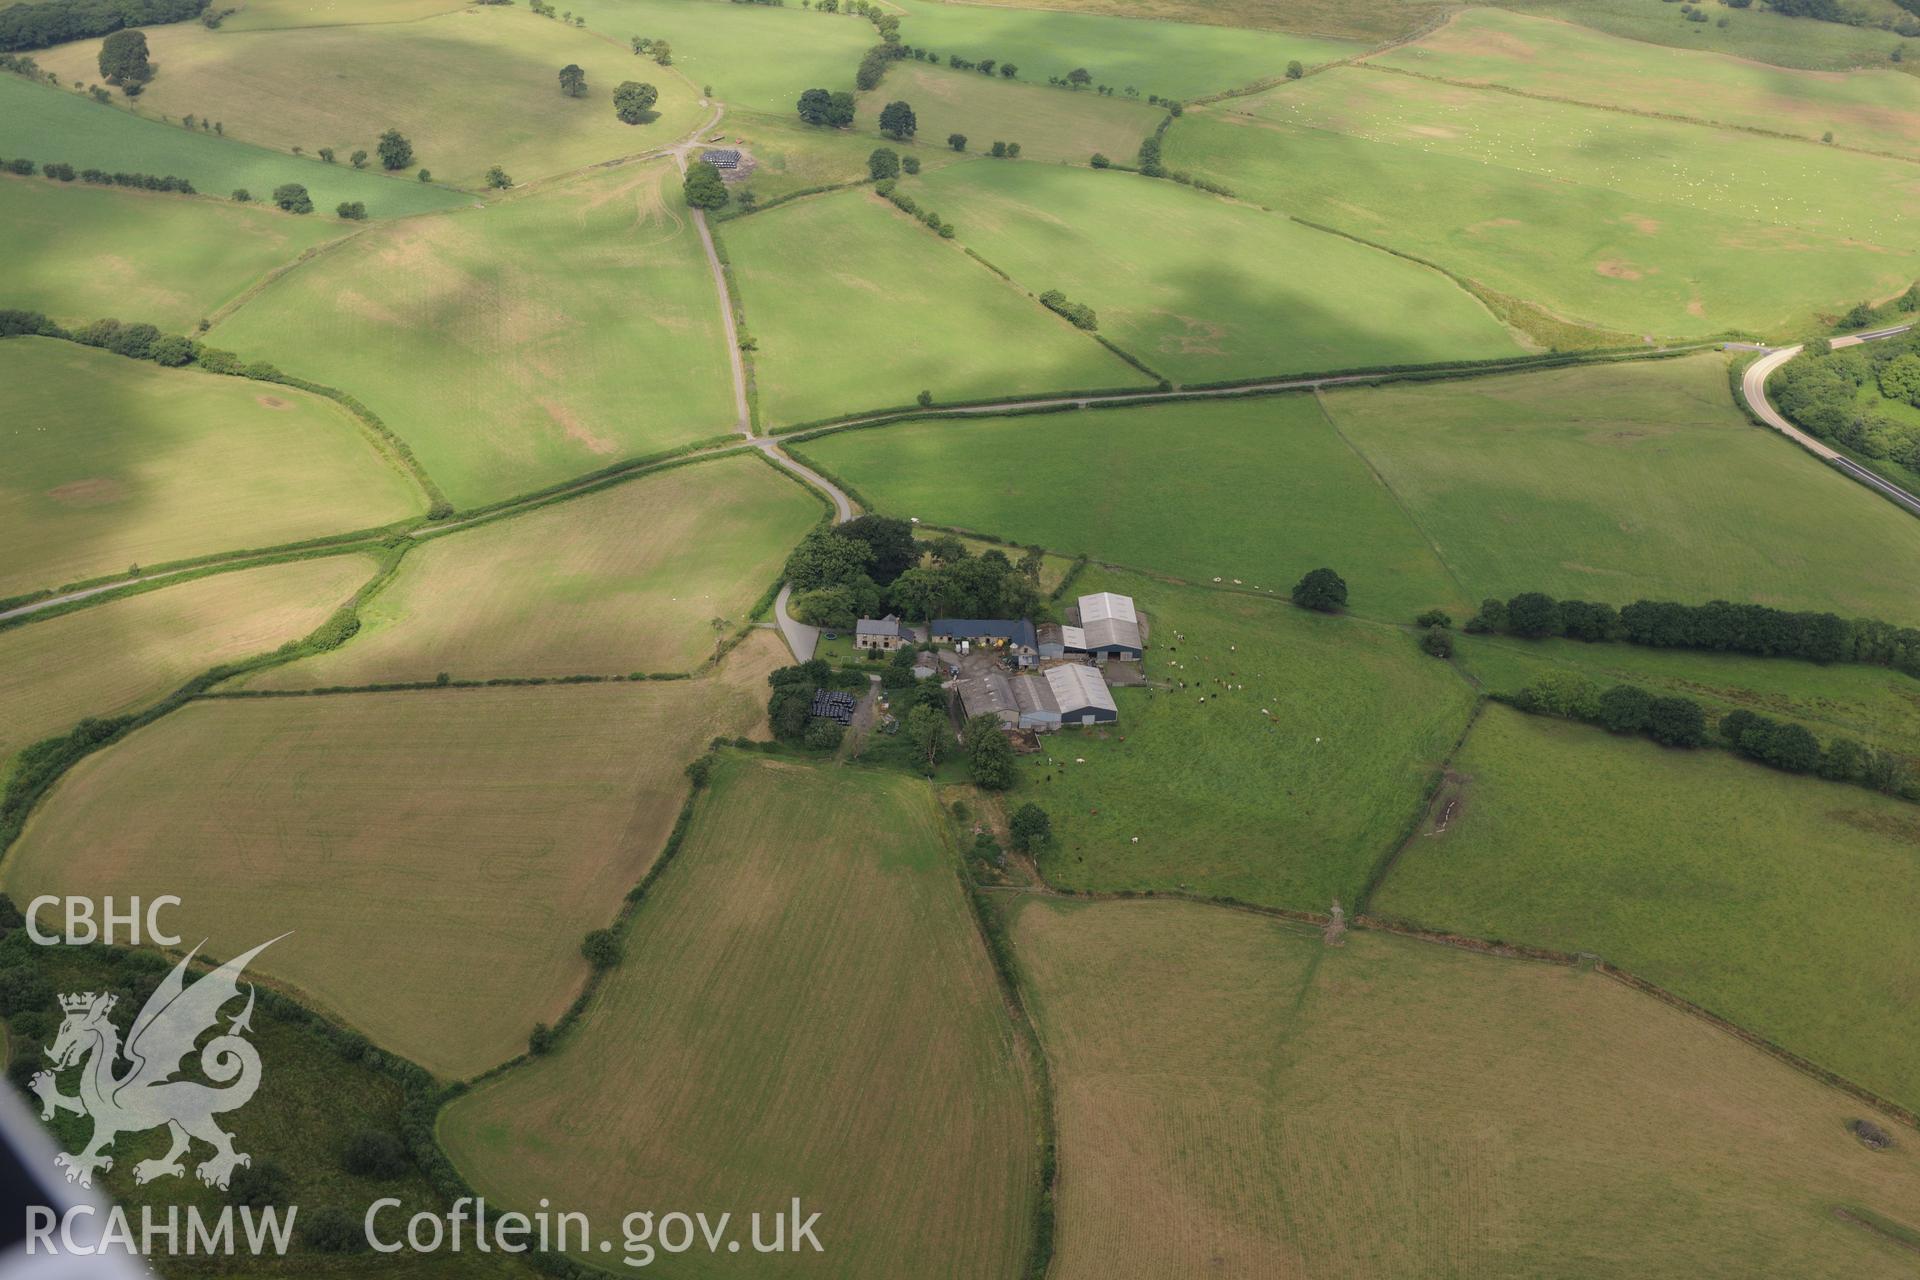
xmin=5 ymin=0 xmax=1920 ymax=1273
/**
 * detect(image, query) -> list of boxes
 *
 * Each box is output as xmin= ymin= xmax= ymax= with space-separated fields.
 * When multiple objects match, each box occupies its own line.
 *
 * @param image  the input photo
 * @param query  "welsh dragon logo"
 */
xmin=29 ymin=938 xmax=281 ymax=1191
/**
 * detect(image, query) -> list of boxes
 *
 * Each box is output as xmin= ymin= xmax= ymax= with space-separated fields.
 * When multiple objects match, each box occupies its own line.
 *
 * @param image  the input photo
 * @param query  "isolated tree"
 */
xmin=1286 ymin=59 xmax=1304 ymax=79
xmin=878 ymin=99 xmax=916 ymax=139
xmin=485 ymin=165 xmax=512 ymax=188
xmin=947 ymin=132 xmax=967 ymax=151
xmin=417 ymin=169 xmax=433 ymax=182
xmin=1000 ymin=63 xmax=1017 ymax=78
xmin=317 ymin=146 xmax=334 ymax=163
xmin=1290 ymin=567 xmax=1347 ymax=613
xmin=867 ymin=146 xmax=900 ymax=180
xmin=559 ymin=63 xmax=587 ymax=97
xmin=1066 ymin=66 xmax=1092 ymax=88
xmin=682 ymin=159 xmax=728 ymax=209
xmin=990 ymin=140 xmax=1007 ymax=157
xmin=1005 ymin=141 xmax=1021 ymax=158
xmin=1419 ymin=627 xmax=1453 ymax=659
xmin=271 ymin=182 xmax=312 ymax=214
xmin=231 ymin=187 xmax=251 ymax=202
xmin=98 ymin=29 xmax=153 ymax=87
xmin=1009 ymin=803 xmax=1052 ymax=851
xmin=1090 ymin=152 xmax=1110 ymax=167
xmin=651 ymin=39 xmax=673 ymax=65
xmin=965 ymin=715 xmax=1016 ymax=790
xmin=613 ymin=80 xmax=658 ymax=123
xmin=901 ymin=154 xmax=920 ymax=174
xmin=376 ymin=128 xmax=413 ymax=171
xmin=349 ymin=148 xmax=368 ymax=169
xmin=905 ymin=704 xmax=947 ymax=772
xmin=335 ymin=200 xmax=367 ymax=220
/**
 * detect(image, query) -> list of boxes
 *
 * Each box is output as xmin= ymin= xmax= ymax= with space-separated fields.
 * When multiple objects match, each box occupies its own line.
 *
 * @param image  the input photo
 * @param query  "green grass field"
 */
xmin=887 ymin=0 xmax=1363 ymax=99
xmin=911 ymin=160 xmax=1521 ymax=381
xmin=209 ymin=158 xmax=737 ymax=508
xmin=0 ymin=173 xmax=344 ymax=331
xmin=1320 ymin=354 xmax=1920 ymax=623
xmin=2 ymin=338 xmax=419 ymax=600
xmin=1011 ymin=569 xmax=1476 ymax=911
xmin=854 ymin=62 xmax=1161 ymax=165
xmin=1379 ymin=9 xmax=1920 ymax=160
xmin=1508 ymin=0 xmax=1920 ymax=73
xmin=723 ymin=186 xmax=1146 ymax=426
xmin=1375 ymin=704 xmax=1920 ymax=1113
xmin=240 ymin=455 xmax=819 ymax=687
xmin=3 ymin=635 xmax=786 ymax=1080
xmin=220 ymin=0 xmax=470 ymax=30
xmin=1165 ymin=73 xmax=1920 ymax=337
xmin=35 ymin=10 xmax=707 ymax=189
xmin=798 ymin=394 xmax=1467 ymax=621
xmin=0 ymin=555 xmax=376 ymax=768
xmin=562 ymin=0 xmax=875 ymax=117
xmin=947 ymin=0 xmax=1440 ymax=42
xmin=440 ymin=754 xmax=1037 ymax=1277
xmin=0 ymin=72 xmax=468 ymax=218
xmin=1010 ymin=895 xmax=1920 ymax=1278
xmin=1454 ymin=632 xmax=1920 ymax=759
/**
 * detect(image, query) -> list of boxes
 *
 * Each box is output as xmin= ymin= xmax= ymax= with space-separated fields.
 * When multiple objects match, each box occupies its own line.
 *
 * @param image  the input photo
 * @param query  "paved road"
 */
xmin=668 ymin=104 xmax=752 ymax=438
xmin=756 ymin=440 xmax=857 ymax=662
xmin=1736 ymin=325 xmax=1920 ymax=517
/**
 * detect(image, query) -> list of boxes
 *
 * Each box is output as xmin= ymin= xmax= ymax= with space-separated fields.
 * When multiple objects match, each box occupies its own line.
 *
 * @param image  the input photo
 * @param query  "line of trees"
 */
xmin=1 ymin=155 xmax=194 ymax=192
xmin=0 ymin=0 xmax=205 ymax=52
xmin=1509 ymin=671 xmax=1916 ymax=798
xmin=1038 ymin=289 xmax=1095 ymax=331
xmin=1466 ymin=591 xmax=1920 ymax=676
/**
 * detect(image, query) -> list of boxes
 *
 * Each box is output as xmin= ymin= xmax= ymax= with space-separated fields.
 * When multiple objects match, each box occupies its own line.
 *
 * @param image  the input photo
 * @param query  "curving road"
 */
xmin=756 ymin=440 xmax=856 ymax=662
xmin=1737 ymin=325 xmax=1920 ymax=518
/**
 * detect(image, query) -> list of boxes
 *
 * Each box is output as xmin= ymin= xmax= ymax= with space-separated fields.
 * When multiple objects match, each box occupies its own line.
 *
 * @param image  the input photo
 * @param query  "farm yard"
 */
xmin=5 ymin=0 xmax=1920 ymax=1270
xmin=439 ymin=755 xmax=1038 ymax=1278
xmin=2 ymin=338 xmax=420 ymax=600
xmin=238 ymin=454 xmax=820 ymax=687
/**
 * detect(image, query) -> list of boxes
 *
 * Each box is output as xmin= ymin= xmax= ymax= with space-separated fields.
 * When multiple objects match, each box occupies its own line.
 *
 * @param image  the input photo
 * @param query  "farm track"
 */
xmin=1737 ymin=325 xmax=1920 ymax=518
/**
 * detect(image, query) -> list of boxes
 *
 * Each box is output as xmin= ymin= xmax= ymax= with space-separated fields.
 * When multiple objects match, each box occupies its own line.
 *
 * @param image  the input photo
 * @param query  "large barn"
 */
xmin=1073 ymin=592 xmax=1144 ymax=661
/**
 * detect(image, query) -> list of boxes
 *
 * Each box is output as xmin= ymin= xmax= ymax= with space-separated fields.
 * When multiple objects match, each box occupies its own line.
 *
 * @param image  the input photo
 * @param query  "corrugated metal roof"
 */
xmin=1078 ymin=592 xmax=1137 ymax=625
xmin=1045 ymin=663 xmax=1117 ymax=715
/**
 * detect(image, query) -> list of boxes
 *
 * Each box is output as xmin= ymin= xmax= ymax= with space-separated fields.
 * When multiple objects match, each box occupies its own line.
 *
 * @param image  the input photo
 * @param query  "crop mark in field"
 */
xmin=45 ymin=479 xmax=126 ymax=508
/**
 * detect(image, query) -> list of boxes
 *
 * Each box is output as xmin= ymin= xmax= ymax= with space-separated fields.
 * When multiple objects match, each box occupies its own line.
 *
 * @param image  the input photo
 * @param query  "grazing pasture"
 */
xmin=723 ymin=187 xmax=1145 ymax=426
xmin=439 ymin=755 xmax=1037 ymax=1278
xmin=0 ymin=174 xmax=343 ymax=331
xmin=1321 ymin=355 xmax=1920 ymax=623
xmin=562 ymin=0 xmax=875 ymax=117
xmin=1166 ymin=76 xmax=1920 ymax=336
xmin=1455 ymin=633 xmax=1920 ymax=759
xmin=887 ymin=0 xmax=1362 ymax=99
xmin=951 ymin=0 xmax=1440 ymax=42
xmin=2 ymin=339 xmax=419 ymax=600
xmin=798 ymin=394 xmax=1465 ymax=621
xmin=1375 ymin=704 xmax=1920 ymax=1114
xmin=0 ymin=73 xmax=466 ymax=218
xmin=35 ymin=11 xmax=707 ymax=189
xmin=912 ymin=160 xmax=1520 ymax=382
xmin=220 ymin=0 xmax=471 ymax=29
xmin=241 ymin=454 xmax=819 ymax=687
xmin=854 ymin=62 xmax=1161 ymax=165
xmin=1010 ymin=896 xmax=1920 ymax=1279
xmin=0 ymin=555 xmax=377 ymax=769
xmin=2 ymin=634 xmax=786 ymax=1080
xmin=1015 ymin=570 xmax=1475 ymax=912
xmin=209 ymin=158 xmax=737 ymax=508
xmin=1378 ymin=9 xmax=1920 ymax=161
xmin=1509 ymin=0 xmax=1920 ymax=73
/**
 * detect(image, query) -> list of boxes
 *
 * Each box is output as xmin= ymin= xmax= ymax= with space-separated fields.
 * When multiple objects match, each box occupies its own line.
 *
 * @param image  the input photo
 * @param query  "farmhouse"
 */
xmin=931 ymin=618 xmax=1039 ymax=668
xmin=855 ymin=614 xmax=915 ymax=653
xmin=1070 ymin=591 xmax=1144 ymax=661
